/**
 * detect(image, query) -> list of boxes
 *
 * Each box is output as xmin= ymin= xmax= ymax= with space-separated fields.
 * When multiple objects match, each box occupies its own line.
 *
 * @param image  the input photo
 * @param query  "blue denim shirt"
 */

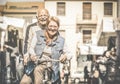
xmin=35 ymin=30 xmax=65 ymax=82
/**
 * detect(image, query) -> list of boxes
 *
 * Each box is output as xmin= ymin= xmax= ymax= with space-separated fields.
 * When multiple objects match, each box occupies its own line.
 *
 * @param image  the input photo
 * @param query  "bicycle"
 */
xmin=24 ymin=57 xmax=60 ymax=84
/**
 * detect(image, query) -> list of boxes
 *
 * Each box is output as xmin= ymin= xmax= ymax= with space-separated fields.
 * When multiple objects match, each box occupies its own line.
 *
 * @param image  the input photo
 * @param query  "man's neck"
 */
xmin=38 ymin=23 xmax=46 ymax=30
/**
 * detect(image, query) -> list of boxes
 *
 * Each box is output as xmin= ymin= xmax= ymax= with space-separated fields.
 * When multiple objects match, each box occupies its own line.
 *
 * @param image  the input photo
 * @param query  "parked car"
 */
xmin=70 ymin=70 xmax=84 ymax=83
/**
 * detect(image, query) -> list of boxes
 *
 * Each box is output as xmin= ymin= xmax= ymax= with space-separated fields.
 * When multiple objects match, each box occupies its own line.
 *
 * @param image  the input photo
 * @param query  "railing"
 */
xmin=76 ymin=14 xmax=98 ymax=24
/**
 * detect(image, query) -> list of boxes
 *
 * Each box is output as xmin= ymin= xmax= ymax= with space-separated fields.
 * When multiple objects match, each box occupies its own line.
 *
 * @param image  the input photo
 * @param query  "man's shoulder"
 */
xmin=36 ymin=30 xmax=45 ymax=36
xmin=36 ymin=29 xmax=43 ymax=33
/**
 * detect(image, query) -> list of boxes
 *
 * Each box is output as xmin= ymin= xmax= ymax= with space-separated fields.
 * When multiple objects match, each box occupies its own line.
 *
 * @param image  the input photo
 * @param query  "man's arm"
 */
xmin=24 ymin=22 xmax=37 ymax=54
xmin=24 ymin=25 xmax=31 ymax=54
xmin=23 ymin=25 xmax=34 ymax=65
xmin=23 ymin=23 xmax=37 ymax=64
xmin=28 ymin=32 xmax=37 ymax=56
xmin=23 ymin=32 xmax=37 ymax=65
xmin=28 ymin=32 xmax=38 ymax=62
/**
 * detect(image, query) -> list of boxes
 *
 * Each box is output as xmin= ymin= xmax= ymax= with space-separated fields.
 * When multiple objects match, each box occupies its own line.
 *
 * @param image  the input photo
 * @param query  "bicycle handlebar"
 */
xmin=24 ymin=58 xmax=60 ymax=76
xmin=37 ymin=58 xmax=60 ymax=63
xmin=18 ymin=56 xmax=60 ymax=62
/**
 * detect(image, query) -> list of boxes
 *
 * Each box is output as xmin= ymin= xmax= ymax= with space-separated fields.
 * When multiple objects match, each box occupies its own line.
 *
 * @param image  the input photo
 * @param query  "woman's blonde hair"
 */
xmin=47 ymin=16 xmax=60 ymax=27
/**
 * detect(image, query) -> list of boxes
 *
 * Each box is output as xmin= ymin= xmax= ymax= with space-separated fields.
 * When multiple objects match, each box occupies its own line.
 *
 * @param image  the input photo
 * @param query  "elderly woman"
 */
xmin=20 ymin=16 xmax=72 ymax=84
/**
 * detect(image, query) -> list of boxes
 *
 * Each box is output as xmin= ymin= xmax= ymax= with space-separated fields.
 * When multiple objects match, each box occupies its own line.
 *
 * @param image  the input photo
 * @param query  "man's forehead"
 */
xmin=38 ymin=9 xmax=48 ymax=14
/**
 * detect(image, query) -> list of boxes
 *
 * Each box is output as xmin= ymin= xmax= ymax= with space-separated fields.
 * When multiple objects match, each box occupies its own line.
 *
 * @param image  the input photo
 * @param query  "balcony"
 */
xmin=76 ymin=14 xmax=98 ymax=24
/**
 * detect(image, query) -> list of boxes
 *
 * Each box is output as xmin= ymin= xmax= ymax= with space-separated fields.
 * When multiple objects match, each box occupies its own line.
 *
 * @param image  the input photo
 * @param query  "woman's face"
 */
xmin=47 ymin=20 xmax=59 ymax=37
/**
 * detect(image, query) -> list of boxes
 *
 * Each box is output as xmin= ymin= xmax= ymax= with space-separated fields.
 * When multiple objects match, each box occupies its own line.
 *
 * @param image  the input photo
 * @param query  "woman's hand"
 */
xmin=59 ymin=54 xmax=67 ymax=63
xmin=30 ymin=55 xmax=38 ymax=62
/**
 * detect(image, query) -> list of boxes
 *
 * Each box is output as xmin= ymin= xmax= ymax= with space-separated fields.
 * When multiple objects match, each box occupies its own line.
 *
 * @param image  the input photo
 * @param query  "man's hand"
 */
xmin=23 ymin=54 xmax=29 ymax=65
xmin=59 ymin=54 xmax=67 ymax=63
xmin=30 ymin=55 xmax=38 ymax=62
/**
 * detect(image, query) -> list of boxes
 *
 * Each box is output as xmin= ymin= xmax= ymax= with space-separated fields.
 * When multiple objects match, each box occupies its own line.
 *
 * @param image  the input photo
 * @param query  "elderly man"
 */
xmin=16 ymin=8 xmax=50 ymax=83
xmin=23 ymin=8 xmax=50 ymax=65
xmin=20 ymin=16 xmax=72 ymax=84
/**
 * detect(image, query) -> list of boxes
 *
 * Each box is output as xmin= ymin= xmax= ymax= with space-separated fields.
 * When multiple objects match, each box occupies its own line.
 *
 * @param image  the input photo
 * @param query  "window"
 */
xmin=9 ymin=6 xmax=38 ymax=9
xmin=104 ymin=3 xmax=113 ymax=16
xmin=9 ymin=6 xmax=17 ymax=9
xmin=83 ymin=30 xmax=91 ymax=43
xmin=83 ymin=3 xmax=91 ymax=20
xmin=32 ymin=6 xmax=38 ymax=9
xmin=57 ymin=2 xmax=65 ymax=16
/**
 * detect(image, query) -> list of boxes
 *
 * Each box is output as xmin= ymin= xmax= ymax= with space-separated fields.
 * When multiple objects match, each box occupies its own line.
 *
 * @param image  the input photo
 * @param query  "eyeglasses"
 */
xmin=48 ymin=25 xmax=58 ymax=28
xmin=47 ymin=28 xmax=57 ymax=32
xmin=37 ymin=15 xmax=48 ymax=18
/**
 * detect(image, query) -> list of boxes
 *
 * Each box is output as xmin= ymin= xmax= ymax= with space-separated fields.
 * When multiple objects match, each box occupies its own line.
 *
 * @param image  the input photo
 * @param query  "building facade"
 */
xmin=45 ymin=0 xmax=117 ymax=78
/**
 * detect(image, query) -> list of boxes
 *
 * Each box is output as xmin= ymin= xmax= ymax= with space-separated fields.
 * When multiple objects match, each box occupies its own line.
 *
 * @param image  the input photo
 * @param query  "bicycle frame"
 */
xmin=24 ymin=57 xmax=60 ymax=84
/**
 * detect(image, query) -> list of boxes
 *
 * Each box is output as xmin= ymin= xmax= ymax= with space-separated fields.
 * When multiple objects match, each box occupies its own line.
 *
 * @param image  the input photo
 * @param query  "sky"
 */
xmin=0 ymin=0 xmax=6 ymax=5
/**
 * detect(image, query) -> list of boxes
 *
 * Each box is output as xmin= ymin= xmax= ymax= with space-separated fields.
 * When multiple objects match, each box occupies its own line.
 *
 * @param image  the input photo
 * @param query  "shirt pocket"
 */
xmin=55 ymin=46 xmax=63 ymax=54
xmin=35 ymin=41 xmax=44 ymax=51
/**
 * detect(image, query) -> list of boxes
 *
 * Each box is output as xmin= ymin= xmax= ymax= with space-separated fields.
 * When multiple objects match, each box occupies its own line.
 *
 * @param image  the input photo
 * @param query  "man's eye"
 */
xmin=38 ymin=15 xmax=47 ymax=17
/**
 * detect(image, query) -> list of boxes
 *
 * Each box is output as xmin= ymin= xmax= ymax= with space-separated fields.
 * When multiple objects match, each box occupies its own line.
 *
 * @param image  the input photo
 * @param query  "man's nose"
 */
xmin=41 ymin=15 xmax=45 ymax=18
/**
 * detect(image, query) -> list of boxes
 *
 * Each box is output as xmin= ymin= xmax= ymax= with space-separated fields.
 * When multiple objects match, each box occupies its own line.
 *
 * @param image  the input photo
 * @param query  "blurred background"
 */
xmin=0 ymin=0 xmax=120 ymax=84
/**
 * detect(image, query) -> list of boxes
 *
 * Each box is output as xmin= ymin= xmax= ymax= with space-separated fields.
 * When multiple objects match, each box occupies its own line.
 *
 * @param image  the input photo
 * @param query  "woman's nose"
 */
xmin=51 ymin=27 xmax=55 ymax=29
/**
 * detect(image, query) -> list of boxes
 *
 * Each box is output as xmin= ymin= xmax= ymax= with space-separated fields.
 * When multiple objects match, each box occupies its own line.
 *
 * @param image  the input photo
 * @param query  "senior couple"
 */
xmin=20 ymin=8 xmax=72 ymax=84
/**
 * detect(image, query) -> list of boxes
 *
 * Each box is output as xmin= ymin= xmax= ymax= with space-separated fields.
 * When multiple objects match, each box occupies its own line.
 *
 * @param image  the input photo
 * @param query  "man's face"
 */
xmin=37 ymin=10 xmax=49 ymax=26
xmin=47 ymin=21 xmax=59 ymax=37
